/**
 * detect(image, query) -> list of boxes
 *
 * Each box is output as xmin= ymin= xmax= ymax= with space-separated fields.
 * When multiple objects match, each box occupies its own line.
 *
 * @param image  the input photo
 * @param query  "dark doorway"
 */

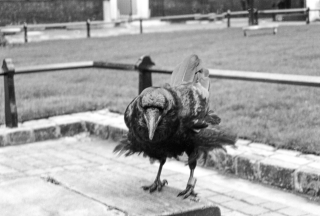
xmin=149 ymin=0 xmax=165 ymax=17
xmin=277 ymin=0 xmax=291 ymax=9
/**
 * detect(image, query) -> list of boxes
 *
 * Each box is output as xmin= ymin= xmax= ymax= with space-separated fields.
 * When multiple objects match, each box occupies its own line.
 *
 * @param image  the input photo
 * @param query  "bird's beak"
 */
xmin=144 ymin=108 xmax=161 ymax=140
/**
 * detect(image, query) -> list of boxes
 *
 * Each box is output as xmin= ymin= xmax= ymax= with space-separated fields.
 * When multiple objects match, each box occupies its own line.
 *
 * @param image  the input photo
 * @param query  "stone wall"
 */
xmin=0 ymin=0 xmax=103 ymax=26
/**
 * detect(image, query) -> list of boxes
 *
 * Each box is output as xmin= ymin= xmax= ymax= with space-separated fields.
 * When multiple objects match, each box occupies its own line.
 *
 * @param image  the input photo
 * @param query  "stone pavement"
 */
xmin=0 ymin=134 xmax=319 ymax=216
xmin=1 ymin=109 xmax=320 ymax=200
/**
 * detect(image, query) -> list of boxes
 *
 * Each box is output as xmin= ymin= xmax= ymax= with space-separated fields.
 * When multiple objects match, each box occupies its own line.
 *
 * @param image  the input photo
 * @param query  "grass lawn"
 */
xmin=1 ymin=25 xmax=320 ymax=154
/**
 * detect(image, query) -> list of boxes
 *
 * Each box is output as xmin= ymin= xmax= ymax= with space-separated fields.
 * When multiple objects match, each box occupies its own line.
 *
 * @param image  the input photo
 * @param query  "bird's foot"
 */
xmin=142 ymin=179 xmax=168 ymax=193
xmin=178 ymin=186 xmax=198 ymax=199
xmin=177 ymin=177 xmax=197 ymax=199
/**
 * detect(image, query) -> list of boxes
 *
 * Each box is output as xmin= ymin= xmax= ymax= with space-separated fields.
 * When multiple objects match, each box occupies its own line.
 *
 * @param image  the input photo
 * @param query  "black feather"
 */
xmin=206 ymin=110 xmax=221 ymax=125
xmin=114 ymin=54 xmax=237 ymax=168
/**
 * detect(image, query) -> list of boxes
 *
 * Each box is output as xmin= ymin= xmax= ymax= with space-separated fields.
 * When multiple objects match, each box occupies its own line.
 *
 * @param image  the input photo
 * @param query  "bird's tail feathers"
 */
xmin=217 ymin=129 xmax=238 ymax=146
xmin=113 ymin=136 xmax=135 ymax=157
xmin=206 ymin=126 xmax=238 ymax=146
xmin=187 ymin=145 xmax=226 ymax=166
xmin=187 ymin=127 xmax=237 ymax=166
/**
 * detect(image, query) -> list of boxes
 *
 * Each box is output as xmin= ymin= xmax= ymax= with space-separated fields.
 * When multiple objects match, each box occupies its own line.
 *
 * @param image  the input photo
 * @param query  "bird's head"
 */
xmin=137 ymin=87 xmax=178 ymax=142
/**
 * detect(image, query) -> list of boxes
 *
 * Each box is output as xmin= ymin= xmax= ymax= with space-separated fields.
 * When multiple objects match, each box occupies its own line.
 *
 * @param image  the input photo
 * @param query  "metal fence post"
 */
xmin=248 ymin=0 xmax=255 ymax=26
xmin=306 ymin=8 xmax=310 ymax=24
xmin=139 ymin=19 xmax=143 ymax=34
xmin=23 ymin=23 xmax=28 ymax=43
xmin=255 ymin=9 xmax=259 ymax=25
xmin=136 ymin=56 xmax=154 ymax=94
xmin=87 ymin=19 xmax=91 ymax=38
xmin=2 ymin=59 xmax=18 ymax=128
xmin=272 ymin=12 xmax=276 ymax=21
xmin=227 ymin=10 xmax=231 ymax=28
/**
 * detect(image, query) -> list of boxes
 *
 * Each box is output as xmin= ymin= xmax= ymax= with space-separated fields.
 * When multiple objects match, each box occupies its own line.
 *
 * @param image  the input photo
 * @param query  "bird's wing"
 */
xmin=188 ymin=126 xmax=238 ymax=165
xmin=205 ymin=110 xmax=221 ymax=125
xmin=170 ymin=55 xmax=210 ymax=100
xmin=124 ymin=96 xmax=138 ymax=128
xmin=170 ymin=54 xmax=203 ymax=87
xmin=194 ymin=68 xmax=210 ymax=92
xmin=170 ymin=55 xmax=210 ymax=89
xmin=170 ymin=55 xmax=213 ymax=132
xmin=189 ymin=110 xmax=221 ymax=133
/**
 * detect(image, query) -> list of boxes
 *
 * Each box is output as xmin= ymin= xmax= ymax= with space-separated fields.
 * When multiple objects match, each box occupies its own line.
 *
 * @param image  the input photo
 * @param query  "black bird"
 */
xmin=114 ymin=54 xmax=237 ymax=198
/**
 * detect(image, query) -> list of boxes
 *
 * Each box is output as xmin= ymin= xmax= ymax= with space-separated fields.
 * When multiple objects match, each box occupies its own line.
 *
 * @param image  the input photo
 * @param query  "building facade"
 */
xmin=0 ymin=0 xmax=316 ymax=26
xmin=149 ymin=0 xmax=306 ymax=16
xmin=0 ymin=0 xmax=103 ymax=26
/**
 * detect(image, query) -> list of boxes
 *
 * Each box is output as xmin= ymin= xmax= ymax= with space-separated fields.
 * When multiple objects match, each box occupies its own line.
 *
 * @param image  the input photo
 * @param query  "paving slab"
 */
xmin=1 ymin=133 xmax=320 ymax=216
xmin=0 ymin=177 xmax=124 ymax=216
xmin=3 ymin=108 xmax=320 ymax=201
xmin=49 ymin=167 xmax=220 ymax=216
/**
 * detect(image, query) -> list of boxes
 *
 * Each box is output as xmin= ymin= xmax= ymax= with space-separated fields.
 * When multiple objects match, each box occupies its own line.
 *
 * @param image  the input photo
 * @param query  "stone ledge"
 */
xmin=1 ymin=109 xmax=320 ymax=199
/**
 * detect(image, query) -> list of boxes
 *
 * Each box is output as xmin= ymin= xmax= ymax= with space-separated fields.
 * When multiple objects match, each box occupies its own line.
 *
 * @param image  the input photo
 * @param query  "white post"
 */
xmin=110 ymin=0 xmax=119 ymax=21
xmin=103 ymin=0 xmax=111 ymax=22
xmin=137 ymin=0 xmax=150 ymax=18
xmin=306 ymin=0 xmax=320 ymax=22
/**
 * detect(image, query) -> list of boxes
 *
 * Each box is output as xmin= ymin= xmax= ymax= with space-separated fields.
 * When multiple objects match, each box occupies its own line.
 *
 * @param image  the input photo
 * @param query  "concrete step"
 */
xmin=49 ymin=167 xmax=221 ymax=216
xmin=0 ymin=177 xmax=123 ymax=216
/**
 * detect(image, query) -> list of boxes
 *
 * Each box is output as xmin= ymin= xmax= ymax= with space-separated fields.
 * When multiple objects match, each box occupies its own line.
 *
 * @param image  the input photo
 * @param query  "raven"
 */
xmin=114 ymin=54 xmax=237 ymax=198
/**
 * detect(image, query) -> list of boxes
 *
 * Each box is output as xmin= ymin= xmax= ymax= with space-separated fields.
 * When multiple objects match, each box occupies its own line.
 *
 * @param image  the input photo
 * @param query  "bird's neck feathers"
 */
xmin=134 ymin=87 xmax=179 ymax=143
xmin=139 ymin=87 xmax=177 ymax=113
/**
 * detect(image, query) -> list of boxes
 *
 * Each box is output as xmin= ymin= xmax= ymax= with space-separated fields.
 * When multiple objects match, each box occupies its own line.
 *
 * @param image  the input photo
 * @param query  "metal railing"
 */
xmin=14 ymin=7 xmax=319 ymax=43
xmin=226 ymin=8 xmax=310 ymax=27
xmin=22 ymin=19 xmax=127 ymax=43
xmin=1 ymin=56 xmax=320 ymax=128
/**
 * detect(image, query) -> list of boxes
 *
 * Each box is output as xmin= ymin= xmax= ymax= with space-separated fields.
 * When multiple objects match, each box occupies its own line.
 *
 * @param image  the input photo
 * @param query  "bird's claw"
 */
xmin=178 ymin=177 xmax=197 ymax=199
xmin=142 ymin=179 xmax=168 ymax=193
xmin=177 ymin=185 xmax=198 ymax=199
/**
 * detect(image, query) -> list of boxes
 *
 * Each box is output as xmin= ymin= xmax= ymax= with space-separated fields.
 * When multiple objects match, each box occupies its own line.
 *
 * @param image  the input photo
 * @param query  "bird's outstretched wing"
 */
xmin=170 ymin=55 xmax=211 ymax=103
xmin=170 ymin=54 xmax=210 ymax=89
xmin=124 ymin=96 xmax=138 ymax=129
xmin=170 ymin=54 xmax=202 ymax=87
xmin=188 ymin=125 xmax=238 ymax=165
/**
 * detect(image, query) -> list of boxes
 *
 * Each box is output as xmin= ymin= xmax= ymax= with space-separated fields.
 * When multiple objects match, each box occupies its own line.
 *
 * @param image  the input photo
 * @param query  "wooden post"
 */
xmin=136 ymin=56 xmax=155 ymax=94
xmin=306 ymin=8 xmax=310 ymax=25
xmin=248 ymin=0 xmax=255 ymax=26
xmin=2 ymin=59 xmax=18 ymax=128
xmin=86 ymin=19 xmax=91 ymax=38
xmin=227 ymin=10 xmax=231 ymax=28
xmin=272 ymin=13 xmax=276 ymax=22
xmin=139 ymin=19 xmax=143 ymax=34
xmin=255 ymin=9 xmax=259 ymax=25
xmin=23 ymin=23 xmax=28 ymax=43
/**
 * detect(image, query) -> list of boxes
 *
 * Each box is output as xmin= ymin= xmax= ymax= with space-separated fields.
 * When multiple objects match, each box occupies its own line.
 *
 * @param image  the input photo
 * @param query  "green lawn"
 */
xmin=1 ymin=25 xmax=320 ymax=154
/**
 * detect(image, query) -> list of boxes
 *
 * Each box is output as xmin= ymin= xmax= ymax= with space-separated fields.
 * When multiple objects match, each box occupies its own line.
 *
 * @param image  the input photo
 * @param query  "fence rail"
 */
xmin=1 ymin=56 xmax=320 ymax=128
xmin=7 ymin=7 xmax=318 ymax=43
xmin=229 ymin=11 xmax=248 ymax=16
xmin=259 ymin=8 xmax=306 ymax=14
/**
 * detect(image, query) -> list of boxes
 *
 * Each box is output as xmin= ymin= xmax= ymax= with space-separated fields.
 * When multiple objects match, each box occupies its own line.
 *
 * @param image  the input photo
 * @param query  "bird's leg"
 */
xmin=178 ymin=160 xmax=197 ymax=199
xmin=142 ymin=158 xmax=168 ymax=193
